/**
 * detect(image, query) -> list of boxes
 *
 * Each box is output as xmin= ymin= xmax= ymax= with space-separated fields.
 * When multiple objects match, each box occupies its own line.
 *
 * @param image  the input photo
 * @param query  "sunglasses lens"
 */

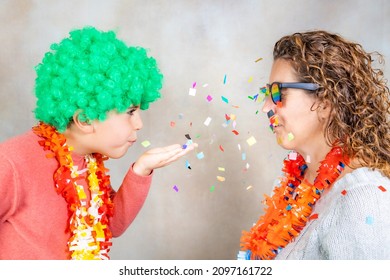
xmin=271 ymin=83 xmax=281 ymax=104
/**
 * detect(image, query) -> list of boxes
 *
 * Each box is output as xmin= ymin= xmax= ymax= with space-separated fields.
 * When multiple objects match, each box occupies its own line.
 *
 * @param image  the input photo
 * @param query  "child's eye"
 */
xmin=127 ymin=108 xmax=137 ymax=116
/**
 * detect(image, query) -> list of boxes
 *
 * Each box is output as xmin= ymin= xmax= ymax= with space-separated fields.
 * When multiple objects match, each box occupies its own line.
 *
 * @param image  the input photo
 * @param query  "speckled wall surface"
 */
xmin=0 ymin=0 xmax=388 ymax=259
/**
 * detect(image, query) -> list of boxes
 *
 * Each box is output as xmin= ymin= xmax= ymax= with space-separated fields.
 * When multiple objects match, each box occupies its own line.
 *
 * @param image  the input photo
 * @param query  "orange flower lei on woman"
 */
xmin=33 ymin=122 xmax=114 ymax=260
xmin=240 ymin=146 xmax=349 ymax=260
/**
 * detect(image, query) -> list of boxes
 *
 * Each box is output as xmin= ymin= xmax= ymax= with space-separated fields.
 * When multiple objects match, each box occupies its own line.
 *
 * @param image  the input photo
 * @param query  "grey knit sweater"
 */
xmin=239 ymin=167 xmax=390 ymax=260
xmin=275 ymin=167 xmax=390 ymax=259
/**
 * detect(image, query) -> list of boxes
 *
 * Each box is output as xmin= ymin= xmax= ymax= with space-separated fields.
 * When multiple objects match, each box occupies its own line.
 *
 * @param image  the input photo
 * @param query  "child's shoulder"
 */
xmin=0 ymin=130 xmax=41 ymax=160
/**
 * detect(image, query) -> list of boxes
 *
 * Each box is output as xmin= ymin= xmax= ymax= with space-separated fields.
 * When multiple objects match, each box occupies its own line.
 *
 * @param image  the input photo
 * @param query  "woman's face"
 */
xmin=262 ymin=59 xmax=327 ymax=152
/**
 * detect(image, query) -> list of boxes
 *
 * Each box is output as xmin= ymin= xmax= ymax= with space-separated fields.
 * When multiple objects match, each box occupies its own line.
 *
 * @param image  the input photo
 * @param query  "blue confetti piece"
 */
xmin=221 ymin=96 xmax=229 ymax=104
xmin=197 ymin=152 xmax=205 ymax=159
xmin=286 ymin=204 xmax=292 ymax=210
xmin=366 ymin=216 xmax=374 ymax=225
xmin=223 ymin=74 xmax=227 ymax=84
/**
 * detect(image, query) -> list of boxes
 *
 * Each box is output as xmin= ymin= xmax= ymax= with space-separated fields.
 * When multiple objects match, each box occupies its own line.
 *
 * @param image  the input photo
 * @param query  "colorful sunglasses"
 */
xmin=260 ymin=82 xmax=320 ymax=104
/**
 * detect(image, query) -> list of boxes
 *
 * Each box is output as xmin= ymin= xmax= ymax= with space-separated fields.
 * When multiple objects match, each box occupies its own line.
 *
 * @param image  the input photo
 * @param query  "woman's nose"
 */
xmin=262 ymin=95 xmax=276 ymax=113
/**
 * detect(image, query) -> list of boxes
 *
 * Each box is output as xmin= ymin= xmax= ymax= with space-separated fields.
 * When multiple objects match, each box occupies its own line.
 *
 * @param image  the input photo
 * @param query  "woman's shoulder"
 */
xmin=336 ymin=167 xmax=390 ymax=191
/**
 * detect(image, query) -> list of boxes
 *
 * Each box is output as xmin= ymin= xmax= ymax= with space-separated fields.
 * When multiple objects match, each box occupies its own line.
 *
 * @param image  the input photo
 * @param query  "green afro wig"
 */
xmin=34 ymin=26 xmax=163 ymax=132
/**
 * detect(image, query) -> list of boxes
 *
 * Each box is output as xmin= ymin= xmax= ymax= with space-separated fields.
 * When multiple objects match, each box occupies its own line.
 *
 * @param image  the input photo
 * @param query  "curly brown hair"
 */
xmin=273 ymin=30 xmax=390 ymax=177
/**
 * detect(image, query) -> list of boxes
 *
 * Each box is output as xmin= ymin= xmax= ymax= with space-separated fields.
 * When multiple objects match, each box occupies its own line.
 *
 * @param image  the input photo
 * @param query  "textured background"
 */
xmin=0 ymin=0 xmax=389 ymax=259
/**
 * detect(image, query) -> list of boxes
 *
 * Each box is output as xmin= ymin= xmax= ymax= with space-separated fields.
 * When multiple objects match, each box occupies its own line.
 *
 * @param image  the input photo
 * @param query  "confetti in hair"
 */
xmin=34 ymin=26 xmax=163 ymax=131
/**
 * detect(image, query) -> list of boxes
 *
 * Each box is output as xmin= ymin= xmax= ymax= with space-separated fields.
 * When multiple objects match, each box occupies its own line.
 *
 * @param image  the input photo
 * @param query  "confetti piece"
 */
xmin=288 ymin=152 xmax=297 ymax=160
xmin=189 ymin=88 xmax=196 ymax=96
xmin=248 ymin=76 xmax=253 ymax=82
xmin=277 ymin=137 xmax=282 ymax=145
xmin=221 ymin=96 xmax=229 ymax=104
xmin=170 ymin=121 xmax=176 ymax=127
xmin=182 ymin=144 xmax=187 ymax=149
xmin=223 ymin=74 xmax=227 ymax=84
xmin=286 ymin=204 xmax=292 ymax=210
xmin=192 ymin=82 xmax=196 ymax=88
xmin=341 ymin=190 xmax=347 ymax=195
xmin=173 ymin=185 xmax=179 ymax=192
xmin=178 ymin=113 xmax=184 ymax=119
xmin=210 ymin=185 xmax=215 ymax=192
xmin=141 ymin=140 xmax=151 ymax=148
xmin=218 ymin=167 xmax=225 ymax=172
xmin=185 ymin=134 xmax=191 ymax=140
xmin=225 ymin=114 xmax=231 ymax=121
xmin=185 ymin=160 xmax=191 ymax=169
xmin=197 ymin=152 xmax=204 ymax=159
xmin=219 ymin=145 xmax=224 ymax=152
xmin=378 ymin=186 xmax=387 ymax=192
xmin=288 ymin=132 xmax=295 ymax=141
xmin=232 ymin=120 xmax=237 ymax=129
xmin=217 ymin=176 xmax=225 ymax=182
xmin=246 ymin=163 xmax=250 ymax=169
xmin=242 ymin=153 xmax=246 ymax=160
xmin=230 ymin=114 xmax=236 ymax=121
xmin=309 ymin=213 xmax=319 ymax=221
xmin=238 ymin=144 xmax=241 ymax=151
xmin=232 ymin=130 xmax=239 ymax=135
xmin=366 ymin=216 xmax=374 ymax=225
xmin=255 ymin=57 xmax=263 ymax=62
xmin=246 ymin=185 xmax=253 ymax=190
xmin=206 ymin=95 xmax=213 ymax=102
xmin=246 ymin=136 xmax=257 ymax=146
xmin=204 ymin=117 xmax=212 ymax=126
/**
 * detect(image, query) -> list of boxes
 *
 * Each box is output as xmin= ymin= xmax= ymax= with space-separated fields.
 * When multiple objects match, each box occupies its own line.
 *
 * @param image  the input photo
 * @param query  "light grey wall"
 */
xmin=0 ymin=0 xmax=388 ymax=259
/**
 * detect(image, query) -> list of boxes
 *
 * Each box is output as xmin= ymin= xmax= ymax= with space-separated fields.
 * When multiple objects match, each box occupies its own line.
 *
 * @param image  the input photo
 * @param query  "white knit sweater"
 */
xmin=277 ymin=167 xmax=390 ymax=259
xmin=239 ymin=167 xmax=390 ymax=260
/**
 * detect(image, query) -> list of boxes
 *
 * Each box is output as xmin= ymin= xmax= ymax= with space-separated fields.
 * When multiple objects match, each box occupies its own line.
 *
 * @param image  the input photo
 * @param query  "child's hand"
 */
xmin=133 ymin=143 xmax=198 ymax=176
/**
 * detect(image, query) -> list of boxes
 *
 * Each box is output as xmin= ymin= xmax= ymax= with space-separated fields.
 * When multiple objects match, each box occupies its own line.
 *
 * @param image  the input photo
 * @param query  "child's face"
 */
xmin=90 ymin=106 xmax=143 ymax=158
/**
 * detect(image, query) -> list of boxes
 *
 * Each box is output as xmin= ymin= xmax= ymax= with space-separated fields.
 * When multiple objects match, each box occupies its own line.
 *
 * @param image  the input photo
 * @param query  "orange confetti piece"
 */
xmin=232 ymin=130 xmax=239 ymax=135
xmin=309 ymin=213 xmax=319 ymax=221
xmin=170 ymin=121 xmax=176 ymax=127
xmin=378 ymin=185 xmax=387 ymax=192
xmin=341 ymin=190 xmax=347 ymax=195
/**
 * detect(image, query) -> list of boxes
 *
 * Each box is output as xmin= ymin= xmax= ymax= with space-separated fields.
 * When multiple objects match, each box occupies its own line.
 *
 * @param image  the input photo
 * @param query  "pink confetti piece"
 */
xmin=206 ymin=95 xmax=213 ymax=102
xmin=170 ymin=121 xmax=176 ymax=127
xmin=192 ymin=82 xmax=197 ymax=88
xmin=219 ymin=145 xmax=224 ymax=152
xmin=173 ymin=185 xmax=179 ymax=192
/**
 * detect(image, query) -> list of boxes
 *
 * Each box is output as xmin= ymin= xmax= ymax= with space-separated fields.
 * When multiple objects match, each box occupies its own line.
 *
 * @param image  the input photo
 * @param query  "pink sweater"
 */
xmin=0 ymin=130 xmax=152 ymax=259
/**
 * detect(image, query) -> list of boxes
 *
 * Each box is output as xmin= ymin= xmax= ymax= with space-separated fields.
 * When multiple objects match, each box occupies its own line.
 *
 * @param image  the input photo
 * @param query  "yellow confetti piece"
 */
xmin=246 ymin=136 xmax=257 ymax=146
xmin=217 ymin=176 xmax=225 ymax=182
xmin=218 ymin=167 xmax=225 ymax=172
xmin=255 ymin=57 xmax=263 ymax=62
xmin=248 ymin=76 xmax=253 ymax=82
xmin=288 ymin=133 xmax=295 ymax=141
xmin=141 ymin=140 xmax=151 ymax=148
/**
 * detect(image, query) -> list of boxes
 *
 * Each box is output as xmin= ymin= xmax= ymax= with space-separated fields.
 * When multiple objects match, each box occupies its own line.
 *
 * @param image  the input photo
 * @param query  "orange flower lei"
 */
xmin=240 ymin=146 xmax=349 ymax=260
xmin=33 ymin=122 xmax=114 ymax=260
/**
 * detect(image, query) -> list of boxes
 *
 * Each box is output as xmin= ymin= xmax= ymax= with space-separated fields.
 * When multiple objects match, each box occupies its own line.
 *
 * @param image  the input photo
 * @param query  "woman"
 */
xmin=240 ymin=30 xmax=390 ymax=260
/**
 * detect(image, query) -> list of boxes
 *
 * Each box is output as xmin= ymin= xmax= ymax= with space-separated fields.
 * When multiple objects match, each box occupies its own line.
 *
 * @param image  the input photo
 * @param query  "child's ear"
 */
xmin=72 ymin=111 xmax=94 ymax=134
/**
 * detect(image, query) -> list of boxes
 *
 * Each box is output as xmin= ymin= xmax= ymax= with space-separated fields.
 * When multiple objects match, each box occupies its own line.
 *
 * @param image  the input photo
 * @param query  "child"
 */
xmin=0 ymin=26 xmax=197 ymax=260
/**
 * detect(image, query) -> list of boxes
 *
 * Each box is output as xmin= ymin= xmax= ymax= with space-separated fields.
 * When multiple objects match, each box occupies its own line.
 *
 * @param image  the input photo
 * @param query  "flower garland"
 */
xmin=33 ymin=122 xmax=114 ymax=260
xmin=240 ymin=146 xmax=349 ymax=260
